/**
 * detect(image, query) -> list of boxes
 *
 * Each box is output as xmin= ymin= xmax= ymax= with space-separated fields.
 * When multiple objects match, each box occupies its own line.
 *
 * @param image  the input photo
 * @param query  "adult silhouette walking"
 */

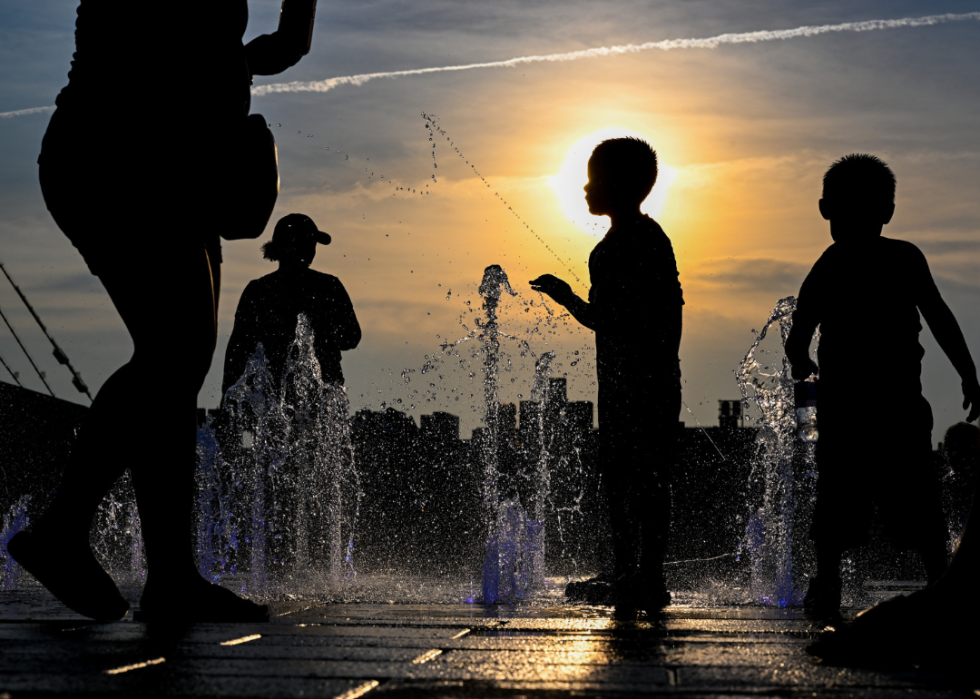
xmin=222 ymin=214 xmax=361 ymax=396
xmin=7 ymin=2 xmax=313 ymax=622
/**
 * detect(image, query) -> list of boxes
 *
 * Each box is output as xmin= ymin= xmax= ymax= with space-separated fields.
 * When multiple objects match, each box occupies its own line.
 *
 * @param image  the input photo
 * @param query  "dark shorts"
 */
xmin=811 ymin=394 xmax=946 ymax=551
xmin=38 ymin=109 xmax=221 ymax=276
xmin=597 ymin=370 xmax=682 ymax=486
xmin=597 ymin=374 xmax=681 ymax=568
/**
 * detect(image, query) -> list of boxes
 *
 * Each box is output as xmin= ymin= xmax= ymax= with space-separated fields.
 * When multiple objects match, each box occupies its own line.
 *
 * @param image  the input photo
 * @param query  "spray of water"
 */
xmin=735 ymin=296 xmax=818 ymax=606
xmin=0 ymin=496 xmax=30 ymax=590
xmin=198 ymin=315 xmax=361 ymax=599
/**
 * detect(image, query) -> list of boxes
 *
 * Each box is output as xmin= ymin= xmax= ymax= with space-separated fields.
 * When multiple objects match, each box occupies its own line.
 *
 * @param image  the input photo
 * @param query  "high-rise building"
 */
xmin=565 ymin=401 xmax=594 ymax=434
xmin=547 ymin=377 xmax=568 ymax=406
xmin=497 ymin=403 xmax=517 ymax=432
xmin=518 ymin=400 xmax=541 ymax=450
xmin=420 ymin=411 xmax=461 ymax=442
xmin=718 ymin=400 xmax=742 ymax=430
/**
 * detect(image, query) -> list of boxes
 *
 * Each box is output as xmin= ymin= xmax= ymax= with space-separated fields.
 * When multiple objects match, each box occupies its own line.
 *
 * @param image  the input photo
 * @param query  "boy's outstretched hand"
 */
xmin=963 ymin=377 xmax=980 ymax=422
xmin=530 ymin=275 xmax=573 ymax=305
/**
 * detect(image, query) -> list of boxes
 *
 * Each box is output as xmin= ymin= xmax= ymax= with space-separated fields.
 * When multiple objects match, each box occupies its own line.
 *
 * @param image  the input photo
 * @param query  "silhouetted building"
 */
xmin=420 ymin=411 xmax=460 ymax=443
xmin=718 ymin=400 xmax=743 ymax=430
xmin=518 ymin=400 xmax=541 ymax=450
xmin=566 ymin=401 xmax=594 ymax=434
xmin=498 ymin=403 xmax=517 ymax=432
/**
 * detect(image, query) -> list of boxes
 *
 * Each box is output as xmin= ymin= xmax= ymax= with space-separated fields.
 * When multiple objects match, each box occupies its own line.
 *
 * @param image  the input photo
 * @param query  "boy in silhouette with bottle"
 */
xmin=785 ymin=154 xmax=980 ymax=620
xmin=531 ymin=137 xmax=683 ymax=611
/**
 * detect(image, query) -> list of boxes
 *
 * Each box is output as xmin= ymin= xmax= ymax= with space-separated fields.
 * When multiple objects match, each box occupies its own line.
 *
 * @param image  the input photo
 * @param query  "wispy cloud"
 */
xmin=4 ymin=12 xmax=979 ymax=118
xmin=689 ymin=258 xmax=810 ymax=295
xmin=0 ymin=105 xmax=54 ymax=119
xmin=252 ymin=12 xmax=980 ymax=97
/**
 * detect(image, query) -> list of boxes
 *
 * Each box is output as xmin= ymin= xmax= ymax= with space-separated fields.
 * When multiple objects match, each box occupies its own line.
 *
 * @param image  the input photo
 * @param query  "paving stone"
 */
xmin=0 ymin=594 xmax=975 ymax=698
xmin=676 ymin=665 xmax=954 ymax=690
xmin=159 ymin=675 xmax=371 ymax=698
xmin=663 ymin=640 xmax=807 ymax=666
xmin=438 ymin=649 xmax=670 ymax=666
xmin=172 ymin=645 xmax=431 ymax=663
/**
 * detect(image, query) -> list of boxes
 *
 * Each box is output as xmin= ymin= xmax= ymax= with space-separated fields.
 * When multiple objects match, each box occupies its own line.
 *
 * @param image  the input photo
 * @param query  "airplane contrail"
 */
xmin=0 ymin=105 xmax=55 ymax=119
xmin=251 ymin=12 xmax=980 ymax=97
xmin=2 ymin=12 xmax=979 ymax=118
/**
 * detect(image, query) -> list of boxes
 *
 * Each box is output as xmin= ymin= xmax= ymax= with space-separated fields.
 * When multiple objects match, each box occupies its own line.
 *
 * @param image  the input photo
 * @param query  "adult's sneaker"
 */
xmin=565 ymin=572 xmax=618 ymax=604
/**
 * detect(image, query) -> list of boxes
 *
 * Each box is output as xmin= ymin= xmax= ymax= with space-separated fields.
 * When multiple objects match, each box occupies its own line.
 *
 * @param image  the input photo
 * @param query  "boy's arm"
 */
xmin=915 ymin=251 xmax=980 ymax=420
xmin=532 ymin=236 xmax=682 ymax=336
xmin=785 ymin=315 xmax=819 ymax=380
xmin=529 ymin=275 xmax=597 ymax=330
xmin=785 ymin=263 xmax=821 ymax=380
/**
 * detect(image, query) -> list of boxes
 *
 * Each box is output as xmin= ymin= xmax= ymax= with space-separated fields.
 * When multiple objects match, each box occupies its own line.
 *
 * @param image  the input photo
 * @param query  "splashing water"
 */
xmin=0 ymin=496 xmax=30 ymax=590
xmin=213 ymin=341 xmax=286 ymax=592
xmin=735 ymin=296 xmax=818 ymax=606
xmin=2 ymin=267 xmax=594 ymax=605
xmin=477 ymin=264 xmax=563 ymax=602
xmin=198 ymin=314 xmax=361 ymax=599
xmin=478 ymin=265 xmax=522 ymax=602
xmin=90 ymin=473 xmax=145 ymax=586
xmin=529 ymin=351 xmax=555 ymax=582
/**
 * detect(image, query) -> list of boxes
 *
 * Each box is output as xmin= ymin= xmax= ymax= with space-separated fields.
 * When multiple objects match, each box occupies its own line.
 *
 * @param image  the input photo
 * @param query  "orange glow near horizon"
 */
xmin=549 ymin=128 xmax=679 ymax=235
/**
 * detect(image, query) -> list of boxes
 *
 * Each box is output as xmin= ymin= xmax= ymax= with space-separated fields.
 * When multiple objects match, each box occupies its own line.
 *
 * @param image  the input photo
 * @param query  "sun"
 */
xmin=549 ymin=128 xmax=678 ymax=235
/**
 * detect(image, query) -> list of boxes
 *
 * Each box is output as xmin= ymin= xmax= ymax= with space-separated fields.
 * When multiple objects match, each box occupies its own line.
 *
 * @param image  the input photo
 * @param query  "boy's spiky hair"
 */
xmin=823 ymin=154 xmax=896 ymax=206
xmin=591 ymin=137 xmax=658 ymax=200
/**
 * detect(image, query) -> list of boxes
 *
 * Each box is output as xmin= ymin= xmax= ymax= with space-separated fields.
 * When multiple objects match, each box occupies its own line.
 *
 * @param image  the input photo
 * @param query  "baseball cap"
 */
xmin=272 ymin=213 xmax=331 ymax=246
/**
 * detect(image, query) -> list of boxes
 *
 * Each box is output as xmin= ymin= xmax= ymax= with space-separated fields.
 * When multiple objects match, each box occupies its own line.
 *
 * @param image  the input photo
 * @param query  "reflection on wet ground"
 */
xmin=0 ymin=587 xmax=975 ymax=698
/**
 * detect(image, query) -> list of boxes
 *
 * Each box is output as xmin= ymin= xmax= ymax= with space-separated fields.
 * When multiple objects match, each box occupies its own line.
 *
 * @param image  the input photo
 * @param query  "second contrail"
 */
xmin=3 ymin=12 xmax=979 ymax=118
xmin=251 ymin=12 xmax=980 ymax=98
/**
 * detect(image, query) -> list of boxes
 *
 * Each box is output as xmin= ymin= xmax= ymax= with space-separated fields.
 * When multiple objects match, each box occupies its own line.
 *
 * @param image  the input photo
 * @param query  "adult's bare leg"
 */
xmin=26 ymin=245 xmax=213 ymax=572
xmin=19 ymin=240 xmax=262 ymax=621
xmin=118 ymin=245 xmax=264 ymax=621
xmin=7 ymin=245 xmax=213 ymax=619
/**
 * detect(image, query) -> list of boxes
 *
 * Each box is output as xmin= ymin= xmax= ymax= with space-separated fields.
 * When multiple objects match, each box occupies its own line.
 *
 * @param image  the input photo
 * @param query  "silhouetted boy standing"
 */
xmin=785 ymin=154 xmax=980 ymax=619
xmin=532 ymin=137 xmax=683 ymax=610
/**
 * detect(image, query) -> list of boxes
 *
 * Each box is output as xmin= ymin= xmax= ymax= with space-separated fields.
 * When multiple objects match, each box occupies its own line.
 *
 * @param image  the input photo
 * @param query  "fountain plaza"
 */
xmin=1 ymin=275 xmax=976 ymax=697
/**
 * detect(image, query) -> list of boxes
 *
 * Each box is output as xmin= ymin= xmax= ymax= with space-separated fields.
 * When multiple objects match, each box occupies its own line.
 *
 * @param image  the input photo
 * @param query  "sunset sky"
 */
xmin=2 ymin=1 xmax=980 ymax=435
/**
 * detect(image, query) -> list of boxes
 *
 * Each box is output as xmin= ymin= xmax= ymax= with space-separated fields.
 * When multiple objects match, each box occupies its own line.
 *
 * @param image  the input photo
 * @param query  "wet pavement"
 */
xmin=0 ymin=589 xmax=976 ymax=698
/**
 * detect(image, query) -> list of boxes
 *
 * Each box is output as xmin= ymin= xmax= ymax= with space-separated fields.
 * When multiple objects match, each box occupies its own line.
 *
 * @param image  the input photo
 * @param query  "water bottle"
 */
xmin=279 ymin=0 xmax=318 ymax=56
xmin=794 ymin=379 xmax=818 ymax=442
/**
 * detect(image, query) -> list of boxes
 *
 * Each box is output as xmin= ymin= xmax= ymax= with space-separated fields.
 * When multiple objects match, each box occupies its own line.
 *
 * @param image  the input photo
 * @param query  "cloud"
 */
xmin=6 ymin=12 xmax=980 ymax=118
xmin=688 ymin=257 xmax=810 ymax=295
